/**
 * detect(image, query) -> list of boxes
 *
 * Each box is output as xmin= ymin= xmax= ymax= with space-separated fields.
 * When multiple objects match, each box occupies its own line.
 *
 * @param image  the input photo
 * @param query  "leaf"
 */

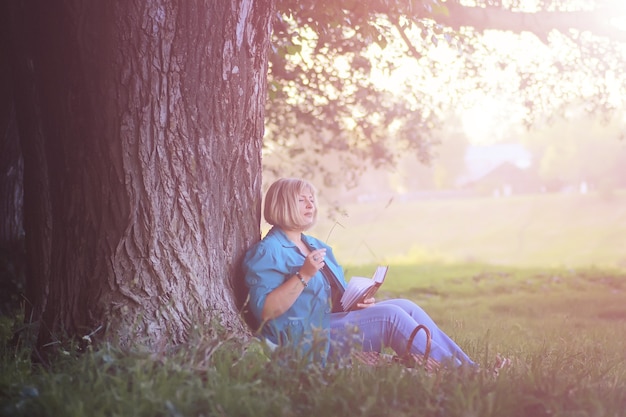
xmin=431 ymin=4 xmax=450 ymax=17
xmin=285 ymin=43 xmax=302 ymax=55
xmin=376 ymin=35 xmax=389 ymax=50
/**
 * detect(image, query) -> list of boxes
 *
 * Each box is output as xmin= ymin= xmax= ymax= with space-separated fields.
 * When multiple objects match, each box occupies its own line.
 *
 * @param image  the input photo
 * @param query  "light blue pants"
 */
xmin=329 ymin=298 xmax=474 ymax=367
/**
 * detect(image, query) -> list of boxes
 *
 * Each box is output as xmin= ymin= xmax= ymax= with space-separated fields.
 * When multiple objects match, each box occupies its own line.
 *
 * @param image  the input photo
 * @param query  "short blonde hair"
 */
xmin=264 ymin=178 xmax=317 ymax=230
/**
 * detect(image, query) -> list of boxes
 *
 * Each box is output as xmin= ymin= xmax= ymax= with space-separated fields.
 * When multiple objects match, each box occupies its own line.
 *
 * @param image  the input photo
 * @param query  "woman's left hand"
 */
xmin=355 ymin=297 xmax=376 ymax=309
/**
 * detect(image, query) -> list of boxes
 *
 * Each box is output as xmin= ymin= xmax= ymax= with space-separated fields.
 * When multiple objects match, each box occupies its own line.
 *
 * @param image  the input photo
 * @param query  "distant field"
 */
xmin=309 ymin=190 xmax=626 ymax=269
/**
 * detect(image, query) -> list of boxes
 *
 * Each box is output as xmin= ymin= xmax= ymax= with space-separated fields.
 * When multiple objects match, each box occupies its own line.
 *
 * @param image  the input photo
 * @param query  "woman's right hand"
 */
xmin=299 ymin=248 xmax=327 ymax=279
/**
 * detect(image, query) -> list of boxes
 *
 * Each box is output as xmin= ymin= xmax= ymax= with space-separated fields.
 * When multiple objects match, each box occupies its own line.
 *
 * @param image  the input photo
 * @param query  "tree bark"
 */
xmin=0 ymin=52 xmax=26 ymax=313
xmin=0 ymin=80 xmax=23 ymax=253
xmin=10 ymin=0 xmax=271 ymax=348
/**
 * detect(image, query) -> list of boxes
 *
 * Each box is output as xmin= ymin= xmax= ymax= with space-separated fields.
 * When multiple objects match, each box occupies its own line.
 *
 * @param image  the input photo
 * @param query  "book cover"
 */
xmin=340 ymin=265 xmax=389 ymax=311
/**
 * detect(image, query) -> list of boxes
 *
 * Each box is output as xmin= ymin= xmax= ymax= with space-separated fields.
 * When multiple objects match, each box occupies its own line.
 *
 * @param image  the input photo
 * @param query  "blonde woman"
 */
xmin=243 ymin=178 xmax=474 ymax=367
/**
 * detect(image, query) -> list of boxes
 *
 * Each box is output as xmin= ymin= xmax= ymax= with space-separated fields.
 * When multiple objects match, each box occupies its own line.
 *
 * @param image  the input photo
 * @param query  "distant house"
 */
xmin=465 ymin=161 xmax=542 ymax=196
xmin=457 ymin=143 xmax=537 ymax=196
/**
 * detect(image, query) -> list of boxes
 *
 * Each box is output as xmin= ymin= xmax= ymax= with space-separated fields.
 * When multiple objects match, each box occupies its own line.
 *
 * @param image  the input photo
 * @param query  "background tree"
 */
xmin=527 ymin=115 xmax=626 ymax=191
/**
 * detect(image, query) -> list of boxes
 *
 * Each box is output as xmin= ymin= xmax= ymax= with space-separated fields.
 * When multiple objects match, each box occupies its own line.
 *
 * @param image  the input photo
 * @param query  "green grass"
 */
xmin=2 ymin=263 xmax=626 ymax=416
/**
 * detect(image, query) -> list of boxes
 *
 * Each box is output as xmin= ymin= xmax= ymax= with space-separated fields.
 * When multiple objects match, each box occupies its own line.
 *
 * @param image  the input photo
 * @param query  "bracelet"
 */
xmin=296 ymin=271 xmax=308 ymax=287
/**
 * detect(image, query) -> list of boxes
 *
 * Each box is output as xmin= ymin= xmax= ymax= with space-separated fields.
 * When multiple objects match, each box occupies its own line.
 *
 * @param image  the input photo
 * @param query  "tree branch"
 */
xmin=437 ymin=2 xmax=626 ymax=43
xmin=392 ymin=18 xmax=423 ymax=61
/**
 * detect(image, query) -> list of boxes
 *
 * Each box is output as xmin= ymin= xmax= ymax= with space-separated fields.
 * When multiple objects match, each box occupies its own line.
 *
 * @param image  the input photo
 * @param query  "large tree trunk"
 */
xmin=9 ymin=0 xmax=271 ymax=348
xmin=0 ymin=74 xmax=22 ymax=254
xmin=3 ymin=2 xmax=52 ymax=326
xmin=0 ymin=36 xmax=26 ymax=314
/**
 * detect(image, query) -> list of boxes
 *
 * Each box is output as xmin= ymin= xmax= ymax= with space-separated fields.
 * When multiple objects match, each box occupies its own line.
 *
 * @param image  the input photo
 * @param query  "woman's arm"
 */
xmin=260 ymin=272 xmax=308 ymax=321
xmin=261 ymin=248 xmax=326 ymax=320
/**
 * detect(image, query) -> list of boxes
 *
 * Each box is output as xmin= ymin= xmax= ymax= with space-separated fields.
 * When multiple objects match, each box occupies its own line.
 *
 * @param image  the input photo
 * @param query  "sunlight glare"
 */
xmin=461 ymin=99 xmax=501 ymax=145
xmin=610 ymin=15 xmax=626 ymax=30
xmin=603 ymin=0 xmax=626 ymax=29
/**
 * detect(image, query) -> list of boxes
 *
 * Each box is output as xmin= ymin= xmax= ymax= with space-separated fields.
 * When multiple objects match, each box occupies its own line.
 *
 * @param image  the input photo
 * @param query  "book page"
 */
xmin=340 ymin=266 xmax=388 ymax=311
xmin=372 ymin=265 xmax=388 ymax=284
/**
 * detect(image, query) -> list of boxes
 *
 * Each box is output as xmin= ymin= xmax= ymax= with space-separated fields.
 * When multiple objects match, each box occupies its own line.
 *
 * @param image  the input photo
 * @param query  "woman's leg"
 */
xmin=377 ymin=299 xmax=474 ymax=365
xmin=330 ymin=298 xmax=474 ymax=366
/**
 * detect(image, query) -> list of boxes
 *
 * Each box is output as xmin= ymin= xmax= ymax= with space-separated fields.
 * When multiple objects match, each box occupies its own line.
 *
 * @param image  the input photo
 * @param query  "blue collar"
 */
xmin=268 ymin=226 xmax=320 ymax=249
xmin=268 ymin=226 xmax=297 ymax=248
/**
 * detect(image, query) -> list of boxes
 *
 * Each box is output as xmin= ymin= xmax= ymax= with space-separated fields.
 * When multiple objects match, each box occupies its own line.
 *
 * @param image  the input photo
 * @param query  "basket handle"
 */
xmin=405 ymin=324 xmax=432 ymax=365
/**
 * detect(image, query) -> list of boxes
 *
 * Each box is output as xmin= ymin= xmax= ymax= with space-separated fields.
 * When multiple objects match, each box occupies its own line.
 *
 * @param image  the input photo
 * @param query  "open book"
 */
xmin=340 ymin=265 xmax=389 ymax=311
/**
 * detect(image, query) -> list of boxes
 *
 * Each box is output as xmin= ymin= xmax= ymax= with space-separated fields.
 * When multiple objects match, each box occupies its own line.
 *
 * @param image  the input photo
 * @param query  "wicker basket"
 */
xmin=352 ymin=324 xmax=440 ymax=373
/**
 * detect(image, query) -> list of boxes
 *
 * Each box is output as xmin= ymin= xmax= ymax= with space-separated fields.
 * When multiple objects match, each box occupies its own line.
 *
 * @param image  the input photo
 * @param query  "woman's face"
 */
xmin=296 ymin=187 xmax=316 ymax=228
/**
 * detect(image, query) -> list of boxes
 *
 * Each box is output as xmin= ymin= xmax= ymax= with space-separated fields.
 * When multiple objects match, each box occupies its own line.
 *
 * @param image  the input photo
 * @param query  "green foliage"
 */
xmin=2 ymin=266 xmax=626 ymax=416
xmin=266 ymin=0 xmax=461 ymax=186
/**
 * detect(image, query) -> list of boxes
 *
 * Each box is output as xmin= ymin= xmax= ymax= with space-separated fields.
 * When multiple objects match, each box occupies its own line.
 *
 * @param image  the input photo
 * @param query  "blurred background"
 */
xmin=262 ymin=4 xmax=626 ymax=269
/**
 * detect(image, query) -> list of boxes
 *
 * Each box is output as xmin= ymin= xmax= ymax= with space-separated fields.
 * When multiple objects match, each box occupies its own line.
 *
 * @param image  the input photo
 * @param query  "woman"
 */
xmin=243 ymin=178 xmax=474 ymax=367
